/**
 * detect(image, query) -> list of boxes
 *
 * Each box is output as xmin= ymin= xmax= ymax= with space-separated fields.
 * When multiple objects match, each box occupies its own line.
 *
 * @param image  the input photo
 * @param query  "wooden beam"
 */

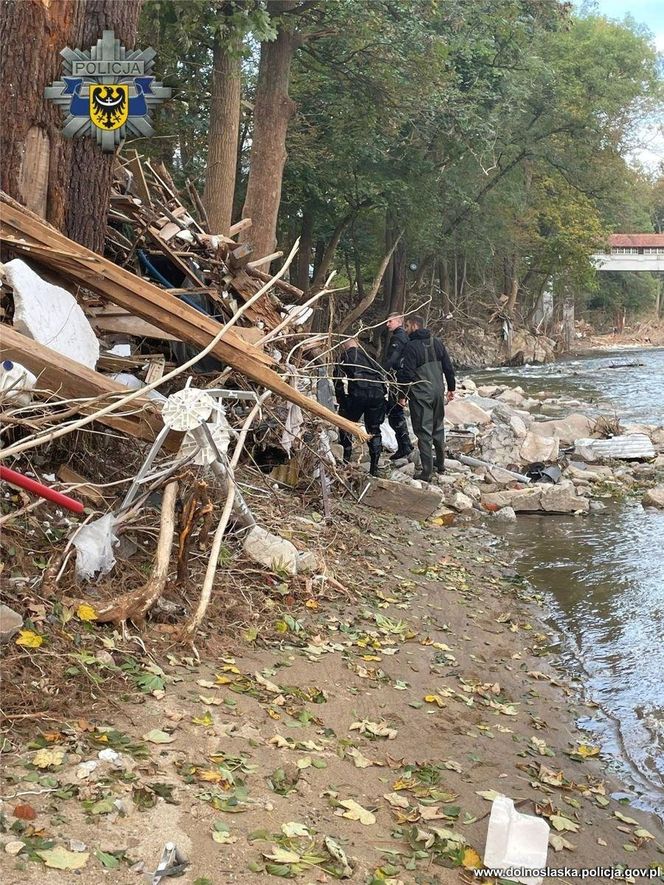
xmin=0 ymin=193 xmax=368 ymax=440
xmin=0 ymin=325 xmax=172 ymax=445
xmin=229 ymin=217 xmax=252 ymax=237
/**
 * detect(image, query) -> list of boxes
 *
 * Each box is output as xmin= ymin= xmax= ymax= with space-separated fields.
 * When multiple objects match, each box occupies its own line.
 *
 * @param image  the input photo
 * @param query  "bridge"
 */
xmin=592 ymin=233 xmax=664 ymax=272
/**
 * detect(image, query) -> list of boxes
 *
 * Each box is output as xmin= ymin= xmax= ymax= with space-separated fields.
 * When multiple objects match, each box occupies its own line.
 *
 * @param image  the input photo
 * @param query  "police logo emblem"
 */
xmin=45 ymin=30 xmax=170 ymax=153
xmin=89 ymin=84 xmax=129 ymax=131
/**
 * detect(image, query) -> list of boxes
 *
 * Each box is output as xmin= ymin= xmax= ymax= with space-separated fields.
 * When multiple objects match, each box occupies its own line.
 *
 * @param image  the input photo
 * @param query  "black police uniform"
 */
xmin=382 ymin=325 xmax=414 ymax=459
xmin=334 ymin=345 xmax=386 ymax=476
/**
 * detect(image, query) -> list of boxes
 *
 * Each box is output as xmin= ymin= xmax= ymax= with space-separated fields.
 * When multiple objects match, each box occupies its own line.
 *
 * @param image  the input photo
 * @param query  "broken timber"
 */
xmin=0 ymin=324 xmax=172 ymax=445
xmin=0 ymin=192 xmax=366 ymax=440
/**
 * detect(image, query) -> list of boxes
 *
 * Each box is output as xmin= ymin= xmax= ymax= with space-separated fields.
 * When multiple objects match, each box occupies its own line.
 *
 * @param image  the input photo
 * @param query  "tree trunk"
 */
xmin=204 ymin=34 xmax=241 ymax=236
xmin=64 ymin=0 xmax=142 ymax=253
xmin=505 ymin=254 xmax=519 ymax=313
xmin=0 ymin=0 xmax=84 ymax=229
xmin=388 ymin=238 xmax=407 ymax=315
xmin=562 ymin=295 xmax=575 ymax=352
xmin=294 ymin=204 xmax=314 ymax=292
xmin=310 ymin=208 xmax=357 ymax=293
xmin=438 ymin=259 xmax=451 ymax=315
xmin=240 ymin=5 xmax=299 ymax=262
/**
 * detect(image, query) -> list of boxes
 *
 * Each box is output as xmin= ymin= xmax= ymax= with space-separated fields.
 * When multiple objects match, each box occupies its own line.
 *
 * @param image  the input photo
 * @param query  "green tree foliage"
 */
xmin=139 ymin=0 xmax=662 ymax=326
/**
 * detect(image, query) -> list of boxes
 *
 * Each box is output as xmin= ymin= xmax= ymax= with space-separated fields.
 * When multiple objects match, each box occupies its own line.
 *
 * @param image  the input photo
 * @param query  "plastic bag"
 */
xmin=73 ymin=514 xmax=119 ymax=581
xmin=380 ymin=420 xmax=398 ymax=453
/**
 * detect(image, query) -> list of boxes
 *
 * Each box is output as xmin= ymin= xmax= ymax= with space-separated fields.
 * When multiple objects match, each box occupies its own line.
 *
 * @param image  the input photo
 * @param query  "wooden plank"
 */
xmin=0 ymin=192 xmax=368 ymax=440
xmin=248 ymin=251 xmax=283 ymax=270
xmin=229 ymin=217 xmax=252 ymax=237
xmin=89 ymin=307 xmax=180 ymax=342
xmin=124 ymin=151 xmax=152 ymax=208
xmin=0 ymin=325 xmax=171 ymax=445
xmin=362 ymin=477 xmax=442 ymax=520
xmin=144 ymin=355 xmax=166 ymax=385
xmin=57 ymin=465 xmax=106 ymax=505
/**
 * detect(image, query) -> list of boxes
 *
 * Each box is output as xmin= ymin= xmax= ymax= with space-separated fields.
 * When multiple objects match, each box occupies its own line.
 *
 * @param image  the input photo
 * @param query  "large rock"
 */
xmin=497 ymin=388 xmax=525 ymax=406
xmin=445 ymin=399 xmax=492 ymax=426
xmin=477 ymin=385 xmax=501 ymax=398
xmin=479 ymin=423 xmax=523 ymax=467
xmin=243 ymin=526 xmax=300 ymax=575
xmin=540 ymin=484 xmax=589 ymax=513
xmin=520 ymin=431 xmax=559 ymax=464
xmin=0 ymin=604 xmax=23 ymax=644
xmin=482 ymin=488 xmax=542 ymax=511
xmin=643 ymin=486 xmax=664 ymax=509
xmin=362 ymin=477 xmax=442 ymax=520
xmin=531 ymin=413 xmax=595 ymax=445
xmin=445 ymin=491 xmax=474 ymax=512
xmin=493 ymin=506 xmax=517 ymax=523
xmin=509 ymin=414 xmax=528 ymax=438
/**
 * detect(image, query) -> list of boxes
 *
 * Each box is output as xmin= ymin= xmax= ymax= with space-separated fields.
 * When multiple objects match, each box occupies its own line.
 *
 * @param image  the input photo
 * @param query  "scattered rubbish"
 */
xmin=148 ymin=842 xmax=188 ymax=884
xmin=574 ymin=433 xmax=655 ymax=462
xmin=0 ymin=604 xmax=23 ymax=644
xmin=525 ymin=463 xmax=562 ymax=484
xmin=73 ymin=513 xmax=119 ymax=580
xmin=483 ymin=795 xmax=549 ymax=885
xmin=0 ymin=358 xmax=35 ymax=405
xmin=0 ymin=465 xmax=84 ymax=513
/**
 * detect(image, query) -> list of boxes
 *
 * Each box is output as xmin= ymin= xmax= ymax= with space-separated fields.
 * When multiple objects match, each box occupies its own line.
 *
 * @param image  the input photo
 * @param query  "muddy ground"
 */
xmin=1 ymin=498 xmax=663 ymax=884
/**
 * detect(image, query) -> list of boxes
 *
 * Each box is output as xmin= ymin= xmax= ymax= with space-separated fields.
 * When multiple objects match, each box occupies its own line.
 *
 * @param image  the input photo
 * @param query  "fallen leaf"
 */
xmin=199 ymin=695 xmax=222 ymax=706
xmin=143 ymin=729 xmax=176 ymax=744
xmin=12 ymin=803 xmax=36 ymax=820
xmin=338 ymin=798 xmax=376 ymax=825
xmin=32 ymin=747 xmax=65 ymax=768
xmin=36 ymin=846 xmax=89 ymax=870
xmin=550 ymin=815 xmax=580 ymax=833
xmin=281 ymin=822 xmax=310 ymax=838
xmin=254 ymin=672 xmax=281 ymax=693
xmin=384 ymin=792 xmax=410 ymax=808
xmin=614 ymin=811 xmax=639 ymax=825
xmin=263 ymin=846 xmax=302 ymax=863
xmin=476 ymin=789 xmax=500 ymax=801
xmin=634 ymin=828 xmax=654 ymax=840
xmin=192 ymin=711 xmax=213 ymax=726
xmin=77 ymin=603 xmax=98 ymax=622
xmin=462 ymin=847 xmax=482 ymax=869
xmin=347 ymin=747 xmax=375 ymax=768
xmin=5 ymin=841 xmax=26 ymax=856
xmin=550 ymin=833 xmax=575 ymax=851
xmin=16 ymin=629 xmax=43 ymax=648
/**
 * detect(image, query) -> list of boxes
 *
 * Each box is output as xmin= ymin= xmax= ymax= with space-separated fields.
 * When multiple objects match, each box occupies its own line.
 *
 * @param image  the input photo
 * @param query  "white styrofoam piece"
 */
xmin=110 ymin=373 xmax=166 ymax=404
xmin=5 ymin=259 xmax=100 ymax=369
xmin=484 ymin=795 xmax=549 ymax=885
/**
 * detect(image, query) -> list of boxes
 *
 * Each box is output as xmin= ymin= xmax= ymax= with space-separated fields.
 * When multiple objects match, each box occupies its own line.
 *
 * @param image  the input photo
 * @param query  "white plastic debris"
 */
xmin=483 ymin=795 xmax=549 ymax=885
xmin=5 ymin=258 xmax=100 ymax=368
xmin=379 ymin=419 xmax=398 ymax=453
xmin=574 ymin=433 xmax=655 ymax=462
xmin=73 ymin=513 xmax=119 ymax=581
xmin=111 ymin=372 xmax=167 ymax=404
xmin=162 ymin=387 xmax=215 ymax=431
xmin=0 ymin=359 xmax=36 ymax=406
xmin=281 ymin=402 xmax=304 ymax=456
xmin=243 ymin=525 xmax=300 ymax=575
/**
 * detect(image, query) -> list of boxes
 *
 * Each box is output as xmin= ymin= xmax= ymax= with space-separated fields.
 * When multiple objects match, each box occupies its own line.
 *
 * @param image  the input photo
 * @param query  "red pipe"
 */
xmin=0 ymin=465 xmax=85 ymax=514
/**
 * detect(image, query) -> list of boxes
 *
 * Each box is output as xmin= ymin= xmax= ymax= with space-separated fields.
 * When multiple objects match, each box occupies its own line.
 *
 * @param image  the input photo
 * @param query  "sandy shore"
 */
xmin=2 ymin=494 xmax=662 ymax=884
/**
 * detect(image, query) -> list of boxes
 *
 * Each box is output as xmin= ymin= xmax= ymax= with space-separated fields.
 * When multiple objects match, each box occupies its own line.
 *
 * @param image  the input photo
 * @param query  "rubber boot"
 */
xmin=368 ymin=436 xmax=382 ymax=477
xmin=434 ymin=442 xmax=445 ymax=474
xmin=414 ymin=447 xmax=433 ymax=483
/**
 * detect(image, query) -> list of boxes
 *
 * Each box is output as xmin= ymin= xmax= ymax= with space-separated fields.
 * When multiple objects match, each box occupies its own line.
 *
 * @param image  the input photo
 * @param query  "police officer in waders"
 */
xmin=398 ymin=315 xmax=456 ymax=482
xmin=334 ymin=338 xmax=387 ymax=476
xmin=382 ymin=313 xmax=415 ymax=462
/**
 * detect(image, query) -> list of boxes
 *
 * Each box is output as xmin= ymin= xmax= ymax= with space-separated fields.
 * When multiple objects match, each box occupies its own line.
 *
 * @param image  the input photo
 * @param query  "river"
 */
xmin=477 ymin=348 xmax=664 ymax=818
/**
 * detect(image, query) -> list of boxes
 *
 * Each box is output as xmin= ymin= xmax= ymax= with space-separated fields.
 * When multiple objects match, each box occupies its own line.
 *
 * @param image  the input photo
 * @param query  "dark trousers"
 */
xmin=339 ymin=392 xmax=386 ymax=460
xmin=409 ymin=394 xmax=445 ymax=476
xmin=386 ymin=394 xmax=413 ymax=454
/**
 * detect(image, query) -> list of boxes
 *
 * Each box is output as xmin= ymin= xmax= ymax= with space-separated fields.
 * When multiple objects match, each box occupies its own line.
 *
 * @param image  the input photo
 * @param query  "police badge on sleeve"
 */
xmin=45 ymin=30 xmax=170 ymax=153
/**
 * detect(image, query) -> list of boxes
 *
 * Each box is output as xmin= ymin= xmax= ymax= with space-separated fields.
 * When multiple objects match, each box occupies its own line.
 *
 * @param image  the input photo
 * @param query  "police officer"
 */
xmin=334 ymin=338 xmax=387 ymax=476
xmin=398 ymin=316 xmax=455 ymax=482
xmin=382 ymin=313 xmax=415 ymax=461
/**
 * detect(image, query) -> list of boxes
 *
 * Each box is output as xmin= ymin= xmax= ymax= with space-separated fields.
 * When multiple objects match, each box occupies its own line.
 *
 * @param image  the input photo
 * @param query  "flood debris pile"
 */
xmin=375 ymin=377 xmax=664 ymax=523
xmin=0 ymin=160 xmax=373 ymax=709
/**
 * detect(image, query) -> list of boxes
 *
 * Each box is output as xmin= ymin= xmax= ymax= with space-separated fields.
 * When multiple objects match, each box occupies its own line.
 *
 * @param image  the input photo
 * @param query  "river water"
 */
xmin=477 ymin=348 xmax=664 ymax=817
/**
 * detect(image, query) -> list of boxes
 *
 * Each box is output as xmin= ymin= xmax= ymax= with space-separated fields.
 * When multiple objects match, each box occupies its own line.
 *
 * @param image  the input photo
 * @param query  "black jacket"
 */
xmin=335 ymin=346 xmax=386 ymax=402
xmin=397 ymin=329 xmax=456 ymax=391
xmin=383 ymin=326 xmax=410 ymax=372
